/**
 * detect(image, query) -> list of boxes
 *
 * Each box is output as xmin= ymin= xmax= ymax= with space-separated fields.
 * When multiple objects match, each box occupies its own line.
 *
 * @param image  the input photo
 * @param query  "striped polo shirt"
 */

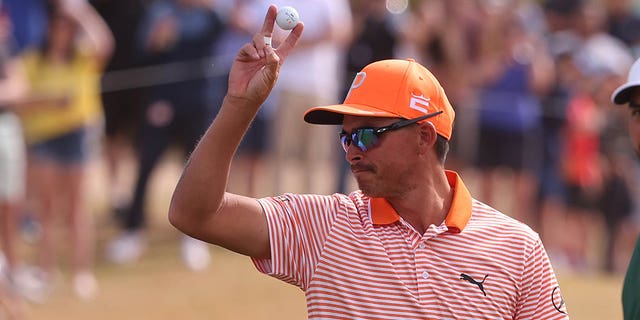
xmin=253 ymin=171 xmax=569 ymax=319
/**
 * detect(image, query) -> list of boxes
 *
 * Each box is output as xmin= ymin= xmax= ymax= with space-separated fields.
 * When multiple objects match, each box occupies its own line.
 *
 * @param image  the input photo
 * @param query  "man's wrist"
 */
xmin=223 ymin=94 xmax=262 ymax=113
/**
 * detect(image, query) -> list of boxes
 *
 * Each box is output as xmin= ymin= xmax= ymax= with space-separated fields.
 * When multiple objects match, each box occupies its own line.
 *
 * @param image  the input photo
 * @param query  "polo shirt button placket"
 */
xmin=415 ymin=238 xmax=431 ymax=301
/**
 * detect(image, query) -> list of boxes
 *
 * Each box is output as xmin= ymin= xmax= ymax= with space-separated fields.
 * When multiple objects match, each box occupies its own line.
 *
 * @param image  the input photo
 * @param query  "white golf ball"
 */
xmin=276 ymin=6 xmax=299 ymax=30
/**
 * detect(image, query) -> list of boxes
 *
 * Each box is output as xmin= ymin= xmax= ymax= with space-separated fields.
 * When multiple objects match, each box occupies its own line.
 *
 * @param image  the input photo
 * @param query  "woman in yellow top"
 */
xmin=18 ymin=0 xmax=113 ymax=301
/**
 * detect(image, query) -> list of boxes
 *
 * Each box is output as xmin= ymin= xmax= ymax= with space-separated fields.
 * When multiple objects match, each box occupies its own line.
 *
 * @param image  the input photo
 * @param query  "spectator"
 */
xmin=611 ymin=56 xmax=640 ymax=320
xmin=18 ymin=0 xmax=113 ymax=300
xmin=3 ymin=0 xmax=48 ymax=258
xmin=91 ymin=0 xmax=148 ymax=223
xmin=535 ymin=0 xmax=584 ymax=264
xmin=560 ymin=0 xmax=635 ymax=272
xmin=0 ymin=3 xmax=30 ymax=314
xmin=473 ymin=1 xmax=555 ymax=227
xmin=559 ymin=77 xmax=604 ymax=271
xmin=105 ymin=0 xmax=224 ymax=270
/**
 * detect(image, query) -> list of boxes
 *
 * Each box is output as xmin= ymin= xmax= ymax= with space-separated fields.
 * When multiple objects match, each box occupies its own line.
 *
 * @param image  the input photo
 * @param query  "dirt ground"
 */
xmin=6 ymin=154 xmax=628 ymax=319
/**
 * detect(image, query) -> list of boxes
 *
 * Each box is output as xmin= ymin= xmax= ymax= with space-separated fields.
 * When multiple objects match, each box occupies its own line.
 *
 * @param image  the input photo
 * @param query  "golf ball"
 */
xmin=276 ymin=6 xmax=299 ymax=30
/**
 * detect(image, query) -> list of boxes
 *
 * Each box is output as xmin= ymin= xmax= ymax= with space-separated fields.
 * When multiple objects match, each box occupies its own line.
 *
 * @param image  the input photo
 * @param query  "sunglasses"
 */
xmin=339 ymin=111 xmax=443 ymax=152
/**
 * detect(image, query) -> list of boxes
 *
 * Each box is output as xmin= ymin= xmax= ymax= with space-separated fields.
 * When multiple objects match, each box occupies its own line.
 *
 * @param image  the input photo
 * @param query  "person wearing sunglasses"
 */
xmin=612 ymin=57 xmax=640 ymax=320
xmin=168 ymin=5 xmax=568 ymax=319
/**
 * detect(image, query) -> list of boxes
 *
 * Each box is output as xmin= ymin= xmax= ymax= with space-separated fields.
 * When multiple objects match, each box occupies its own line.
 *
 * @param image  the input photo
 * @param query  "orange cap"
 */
xmin=304 ymin=59 xmax=455 ymax=140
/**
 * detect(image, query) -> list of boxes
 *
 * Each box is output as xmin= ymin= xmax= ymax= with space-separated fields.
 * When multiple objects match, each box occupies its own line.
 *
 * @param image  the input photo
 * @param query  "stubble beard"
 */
xmin=352 ymin=158 xmax=417 ymax=198
xmin=356 ymin=176 xmax=379 ymax=197
xmin=356 ymin=170 xmax=411 ymax=199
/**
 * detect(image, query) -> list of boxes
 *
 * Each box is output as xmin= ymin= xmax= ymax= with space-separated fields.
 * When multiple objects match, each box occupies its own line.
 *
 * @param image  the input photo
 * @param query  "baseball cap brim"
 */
xmin=612 ymin=81 xmax=640 ymax=104
xmin=304 ymin=104 xmax=399 ymax=124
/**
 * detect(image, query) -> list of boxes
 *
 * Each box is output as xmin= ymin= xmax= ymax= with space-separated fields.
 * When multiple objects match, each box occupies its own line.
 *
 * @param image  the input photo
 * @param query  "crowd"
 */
xmin=0 ymin=0 xmax=639 ymax=311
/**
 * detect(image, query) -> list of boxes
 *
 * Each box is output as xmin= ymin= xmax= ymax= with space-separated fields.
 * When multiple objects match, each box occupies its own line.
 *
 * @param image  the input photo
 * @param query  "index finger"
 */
xmin=261 ymin=5 xmax=277 ymax=37
xmin=275 ymin=21 xmax=304 ymax=61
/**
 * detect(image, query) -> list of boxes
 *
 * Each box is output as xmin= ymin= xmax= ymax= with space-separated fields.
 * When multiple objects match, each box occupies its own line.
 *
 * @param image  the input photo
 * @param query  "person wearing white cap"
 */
xmin=611 ymin=57 xmax=640 ymax=320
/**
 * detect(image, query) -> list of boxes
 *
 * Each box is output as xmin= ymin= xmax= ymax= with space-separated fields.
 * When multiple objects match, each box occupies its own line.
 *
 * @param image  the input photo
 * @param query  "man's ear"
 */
xmin=417 ymin=121 xmax=438 ymax=153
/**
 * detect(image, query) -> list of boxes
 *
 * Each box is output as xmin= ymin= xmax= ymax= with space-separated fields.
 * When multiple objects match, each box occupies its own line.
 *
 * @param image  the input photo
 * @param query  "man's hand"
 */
xmin=227 ymin=5 xmax=303 ymax=107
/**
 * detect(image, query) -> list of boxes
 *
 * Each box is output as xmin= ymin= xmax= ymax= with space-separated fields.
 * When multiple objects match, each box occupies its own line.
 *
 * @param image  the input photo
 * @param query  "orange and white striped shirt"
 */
xmin=253 ymin=171 xmax=569 ymax=319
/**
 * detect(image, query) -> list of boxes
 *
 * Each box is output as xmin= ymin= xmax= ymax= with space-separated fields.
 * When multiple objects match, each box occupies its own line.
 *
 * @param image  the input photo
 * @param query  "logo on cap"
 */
xmin=345 ymin=72 xmax=366 ymax=100
xmin=409 ymin=93 xmax=431 ymax=114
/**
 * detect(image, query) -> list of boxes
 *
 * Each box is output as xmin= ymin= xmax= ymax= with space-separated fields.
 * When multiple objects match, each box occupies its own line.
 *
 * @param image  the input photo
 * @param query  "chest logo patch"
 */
xmin=460 ymin=273 xmax=489 ymax=296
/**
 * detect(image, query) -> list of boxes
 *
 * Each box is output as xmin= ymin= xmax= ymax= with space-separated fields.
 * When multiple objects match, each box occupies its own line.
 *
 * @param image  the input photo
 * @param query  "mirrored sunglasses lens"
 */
xmin=340 ymin=134 xmax=350 ymax=151
xmin=356 ymin=129 xmax=378 ymax=151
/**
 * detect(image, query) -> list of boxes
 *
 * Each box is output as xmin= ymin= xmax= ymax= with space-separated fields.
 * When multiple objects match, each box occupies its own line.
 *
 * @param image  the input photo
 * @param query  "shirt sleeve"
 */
xmin=251 ymin=193 xmax=344 ymax=290
xmin=514 ymin=238 xmax=570 ymax=319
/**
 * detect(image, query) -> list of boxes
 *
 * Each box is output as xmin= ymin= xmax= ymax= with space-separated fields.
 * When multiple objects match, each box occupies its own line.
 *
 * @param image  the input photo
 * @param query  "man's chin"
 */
xmin=358 ymin=184 xmax=382 ymax=198
xmin=355 ymin=176 xmax=386 ymax=197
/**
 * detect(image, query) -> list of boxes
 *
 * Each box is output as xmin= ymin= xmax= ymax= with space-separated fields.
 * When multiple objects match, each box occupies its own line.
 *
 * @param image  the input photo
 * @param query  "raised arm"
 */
xmin=59 ymin=0 xmax=114 ymax=67
xmin=168 ymin=5 xmax=303 ymax=259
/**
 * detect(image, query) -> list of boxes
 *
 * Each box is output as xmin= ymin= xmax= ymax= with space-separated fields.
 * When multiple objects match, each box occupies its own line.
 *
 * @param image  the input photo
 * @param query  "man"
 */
xmin=168 ymin=5 xmax=569 ymax=319
xmin=611 ymin=57 xmax=640 ymax=320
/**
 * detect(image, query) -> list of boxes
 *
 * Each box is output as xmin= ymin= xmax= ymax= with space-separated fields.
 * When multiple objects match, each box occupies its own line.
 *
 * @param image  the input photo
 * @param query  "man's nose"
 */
xmin=345 ymin=144 xmax=363 ymax=164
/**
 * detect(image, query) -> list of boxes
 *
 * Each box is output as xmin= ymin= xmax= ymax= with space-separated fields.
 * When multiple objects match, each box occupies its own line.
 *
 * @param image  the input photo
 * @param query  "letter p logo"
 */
xmin=345 ymin=72 xmax=366 ymax=100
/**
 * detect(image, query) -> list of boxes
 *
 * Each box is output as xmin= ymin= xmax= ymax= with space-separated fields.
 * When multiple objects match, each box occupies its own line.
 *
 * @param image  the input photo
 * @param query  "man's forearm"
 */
xmin=168 ymin=95 xmax=260 ymax=232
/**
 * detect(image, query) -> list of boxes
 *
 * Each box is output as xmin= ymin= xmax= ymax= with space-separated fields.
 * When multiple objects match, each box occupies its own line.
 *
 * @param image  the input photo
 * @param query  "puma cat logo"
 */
xmin=460 ymin=273 xmax=489 ymax=296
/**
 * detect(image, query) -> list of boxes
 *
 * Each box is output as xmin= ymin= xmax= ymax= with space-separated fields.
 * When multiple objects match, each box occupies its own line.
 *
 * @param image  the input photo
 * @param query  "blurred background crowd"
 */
xmin=1 ymin=0 xmax=639 ymax=314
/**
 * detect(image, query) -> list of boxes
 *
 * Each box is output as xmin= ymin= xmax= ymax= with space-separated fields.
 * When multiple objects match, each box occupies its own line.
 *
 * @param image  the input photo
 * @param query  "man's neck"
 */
xmin=386 ymin=170 xmax=453 ymax=235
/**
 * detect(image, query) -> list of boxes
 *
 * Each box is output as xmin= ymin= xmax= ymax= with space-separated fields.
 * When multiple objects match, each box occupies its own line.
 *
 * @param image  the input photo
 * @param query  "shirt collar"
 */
xmin=369 ymin=170 xmax=472 ymax=233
